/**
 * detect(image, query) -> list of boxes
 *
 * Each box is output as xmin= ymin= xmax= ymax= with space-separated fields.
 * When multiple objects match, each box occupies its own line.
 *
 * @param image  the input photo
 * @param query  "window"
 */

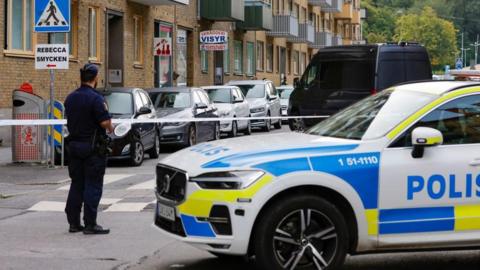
xmin=293 ymin=50 xmax=299 ymax=75
xmin=234 ymin=40 xmax=243 ymax=74
xmin=155 ymin=23 xmax=173 ymax=87
xmin=49 ymin=1 xmax=78 ymax=57
xmin=193 ymin=91 xmax=202 ymax=105
xmin=88 ymin=7 xmax=100 ymax=60
xmin=134 ymin=92 xmax=144 ymax=111
xmin=224 ymin=47 xmax=230 ymax=74
xmin=176 ymin=29 xmax=189 ymax=86
xmin=266 ymin=44 xmax=273 ymax=72
xmin=392 ymin=95 xmax=480 ymax=147
xmin=201 ymin=50 xmax=208 ymax=72
xmin=7 ymin=0 xmax=34 ymax=52
xmin=133 ymin=16 xmax=143 ymax=65
xmin=256 ymin=42 xmax=264 ymax=71
xmin=300 ymin=52 xmax=306 ymax=74
xmin=246 ymin=42 xmax=255 ymax=76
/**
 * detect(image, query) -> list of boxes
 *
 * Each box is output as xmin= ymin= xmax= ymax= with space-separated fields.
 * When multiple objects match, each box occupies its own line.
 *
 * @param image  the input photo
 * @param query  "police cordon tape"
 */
xmin=0 ymin=115 xmax=331 ymax=127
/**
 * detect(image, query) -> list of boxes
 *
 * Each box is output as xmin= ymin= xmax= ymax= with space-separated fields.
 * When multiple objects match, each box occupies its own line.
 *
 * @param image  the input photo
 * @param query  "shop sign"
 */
xmin=200 ymin=30 xmax=228 ymax=51
xmin=154 ymin=37 xmax=172 ymax=56
xmin=35 ymin=44 xmax=69 ymax=69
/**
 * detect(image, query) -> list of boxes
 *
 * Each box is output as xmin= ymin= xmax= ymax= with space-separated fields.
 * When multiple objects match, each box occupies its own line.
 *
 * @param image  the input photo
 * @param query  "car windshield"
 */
xmin=279 ymin=88 xmax=293 ymax=99
xmin=150 ymin=92 xmax=191 ymax=109
xmin=236 ymin=84 xmax=266 ymax=99
xmin=307 ymin=89 xmax=438 ymax=140
xmin=205 ymin=88 xmax=232 ymax=103
xmin=104 ymin=92 xmax=134 ymax=115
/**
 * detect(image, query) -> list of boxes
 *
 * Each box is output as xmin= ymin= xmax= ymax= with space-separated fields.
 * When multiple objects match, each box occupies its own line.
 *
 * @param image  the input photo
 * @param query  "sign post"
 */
xmin=34 ymin=0 xmax=70 ymax=168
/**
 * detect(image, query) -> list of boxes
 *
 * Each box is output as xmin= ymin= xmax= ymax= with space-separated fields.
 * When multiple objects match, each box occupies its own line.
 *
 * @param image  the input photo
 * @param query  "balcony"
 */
xmin=266 ymin=14 xmax=299 ymax=39
xmin=309 ymin=31 xmax=333 ymax=49
xmin=334 ymin=0 xmax=353 ymax=19
xmin=288 ymin=23 xmax=315 ymax=44
xmin=308 ymin=0 xmax=333 ymax=8
xmin=323 ymin=0 xmax=343 ymax=13
xmin=332 ymin=34 xmax=343 ymax=46
xmin=237 ymin=1 xmax=273 ymax=31
xmin=129 ymin=0 xmax=188 ymax=5
xmin=200 ymin=0 xmax=245 ymax=21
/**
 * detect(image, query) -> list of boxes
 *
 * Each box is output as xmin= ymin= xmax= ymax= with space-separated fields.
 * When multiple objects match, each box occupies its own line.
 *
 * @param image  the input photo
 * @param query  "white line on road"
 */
xmin=28 ymin=201 xmax=65 ymax=212
xmin=126 ymin=179 xmax=155 ymax=190
xmin=57 ymin=174 xmax=133 ymax=190
xmin=103 ymin=203 xmax=150 ymax=212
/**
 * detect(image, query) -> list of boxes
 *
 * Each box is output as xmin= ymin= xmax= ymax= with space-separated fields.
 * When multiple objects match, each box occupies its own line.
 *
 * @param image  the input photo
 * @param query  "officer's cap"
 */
xmin=81 ymin=63 xmax=99 ymax=77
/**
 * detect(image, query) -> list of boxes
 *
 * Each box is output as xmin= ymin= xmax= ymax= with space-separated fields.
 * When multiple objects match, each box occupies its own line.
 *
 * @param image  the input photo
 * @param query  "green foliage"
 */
xmin=394 ymin=7 xmax=458 ymax=68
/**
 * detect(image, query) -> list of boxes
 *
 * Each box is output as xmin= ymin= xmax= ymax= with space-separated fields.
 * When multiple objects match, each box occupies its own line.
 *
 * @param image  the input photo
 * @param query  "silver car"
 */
xmin=202 ymin=86 xmax=251 ymax=137
xmin=277 ymin=85 xmax=294 ymax=123
xmin=227 ymin=80 xmax=282 ymax=132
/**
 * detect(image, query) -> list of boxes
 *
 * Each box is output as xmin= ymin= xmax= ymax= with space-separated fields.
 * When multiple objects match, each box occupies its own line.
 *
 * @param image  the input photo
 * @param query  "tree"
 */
xmin=363 ymin=0 xmax=397 ymax=43
xmin=394 ymin=7 xmax=458 ymax=69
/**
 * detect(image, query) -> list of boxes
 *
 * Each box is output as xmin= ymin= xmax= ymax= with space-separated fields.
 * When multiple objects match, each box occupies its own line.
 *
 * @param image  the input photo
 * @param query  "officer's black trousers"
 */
xmin=65 ymin=141 xmax=106 ymax=227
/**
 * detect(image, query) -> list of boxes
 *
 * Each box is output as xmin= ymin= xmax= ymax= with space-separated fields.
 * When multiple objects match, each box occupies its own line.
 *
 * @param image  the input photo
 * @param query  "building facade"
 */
xmin=0 ymin=0 xmax=363 ymax=144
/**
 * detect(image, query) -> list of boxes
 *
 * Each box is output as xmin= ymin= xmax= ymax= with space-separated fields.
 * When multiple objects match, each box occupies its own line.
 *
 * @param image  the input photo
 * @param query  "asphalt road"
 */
xmin=1 ymin=125 xmax=479 ymax=270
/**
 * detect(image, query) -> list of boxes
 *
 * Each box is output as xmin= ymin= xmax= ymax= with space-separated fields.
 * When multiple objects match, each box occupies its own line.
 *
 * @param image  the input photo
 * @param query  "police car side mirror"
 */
xmin=411 ymin=127 xmax=443 ymax=159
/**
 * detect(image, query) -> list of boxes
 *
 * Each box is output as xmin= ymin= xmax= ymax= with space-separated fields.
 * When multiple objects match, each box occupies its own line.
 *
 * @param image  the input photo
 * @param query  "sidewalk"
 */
xmin=0 ymin=146 xmax=11 ymax=165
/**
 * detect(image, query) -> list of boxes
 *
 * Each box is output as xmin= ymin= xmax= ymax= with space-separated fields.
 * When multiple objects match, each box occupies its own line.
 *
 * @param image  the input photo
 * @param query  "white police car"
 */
xmin=154 ymin=81 xmax=480 ymax=269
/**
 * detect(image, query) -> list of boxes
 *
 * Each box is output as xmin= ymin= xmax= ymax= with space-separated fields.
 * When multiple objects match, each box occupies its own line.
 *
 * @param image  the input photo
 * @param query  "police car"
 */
xmin=154 ymin=81 xmax=480 ymax=269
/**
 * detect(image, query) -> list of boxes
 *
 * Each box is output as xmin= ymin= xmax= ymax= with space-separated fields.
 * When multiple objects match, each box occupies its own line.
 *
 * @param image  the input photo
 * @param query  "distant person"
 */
xmin=64 ymin=64 xmax=113 ymax=235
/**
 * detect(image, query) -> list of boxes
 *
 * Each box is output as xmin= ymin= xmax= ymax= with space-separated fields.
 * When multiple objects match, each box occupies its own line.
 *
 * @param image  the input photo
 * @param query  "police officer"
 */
xmin=64 ymin=64 xmax=113 ymax=235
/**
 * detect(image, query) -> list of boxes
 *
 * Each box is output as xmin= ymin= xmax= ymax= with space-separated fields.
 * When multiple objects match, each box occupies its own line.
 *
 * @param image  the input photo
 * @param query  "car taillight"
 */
xmin=370 ymin=88 xmax=377 ymax=95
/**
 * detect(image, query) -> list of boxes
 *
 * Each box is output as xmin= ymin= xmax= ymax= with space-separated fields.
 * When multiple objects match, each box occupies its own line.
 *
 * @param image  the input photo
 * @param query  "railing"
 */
xmin=310 ymin=31 xmax=333 ymax=49
xmin=266 ymin=14 xmax=299 ymax=38
xmin=288 ymin=23 xmax=315 ymax=44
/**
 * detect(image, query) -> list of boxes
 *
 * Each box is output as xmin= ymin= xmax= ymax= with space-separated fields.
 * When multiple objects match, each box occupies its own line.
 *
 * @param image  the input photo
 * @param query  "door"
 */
xmin=279 ymin=47 xmax=286 ymax=81
xmin=154 ymin=22 xmax=173 ymax=88
xmin=106 ymin=10 xmax=124 ymax=87
xmin=198 ymin=90 xmax=217 ymax=140
xmin=232 ymin=88 xmax=248 ymax=129
xmin=192 ymin=91 xmax=209 ymax=141
xmin=379 ymin=94 xmax=480 ymax=248
xmin=138 ymin=90 xmax=157 ymax=149
xmin=267 ymin=83 xmax=281 ymax=119
xmin=133 ymin=91 xmax=149 ymax=147
xmin=214 ymin=51 xmax=224 ymax=85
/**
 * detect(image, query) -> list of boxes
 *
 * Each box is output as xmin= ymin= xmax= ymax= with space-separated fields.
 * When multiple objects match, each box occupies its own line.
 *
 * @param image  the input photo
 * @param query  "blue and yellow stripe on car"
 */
xmin=177 ymin=174 xmax=274 ymax=238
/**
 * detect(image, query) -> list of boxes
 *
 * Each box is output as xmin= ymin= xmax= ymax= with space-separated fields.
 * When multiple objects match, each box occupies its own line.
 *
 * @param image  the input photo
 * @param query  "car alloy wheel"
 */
xmin=245 ymin=120 xmax=252 ymax=135
xmin=188 ymin=126 xmax=196 ymax=146
xmin=230 ymin=121 xmax=238 ymax=137
xmin=214 ymin=122 xmax=221 ymax=140
xmin=130 ymin=141 xmax=144 ymax=166
xmin=273 ymin=209 xmax=338 ymax=269
xmin=147 ymin=133 xmax=160 ymax=159
xmin=290 ymin=116 xmax=306 ymax=132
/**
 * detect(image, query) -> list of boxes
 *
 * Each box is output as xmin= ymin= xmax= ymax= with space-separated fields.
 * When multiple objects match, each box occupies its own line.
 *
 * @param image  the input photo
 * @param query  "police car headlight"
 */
xmin=114 ymin=123 xmax=131 ymax=137
xmin=191 ymin=171 xmax=265 ymax=190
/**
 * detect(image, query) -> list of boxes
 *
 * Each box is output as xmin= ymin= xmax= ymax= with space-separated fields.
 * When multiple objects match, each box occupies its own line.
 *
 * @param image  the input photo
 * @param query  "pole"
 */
xmin=461 ymin=33 xmax=465 ymax=67
xmin=49 ymin=69 xmax=55 ymax=168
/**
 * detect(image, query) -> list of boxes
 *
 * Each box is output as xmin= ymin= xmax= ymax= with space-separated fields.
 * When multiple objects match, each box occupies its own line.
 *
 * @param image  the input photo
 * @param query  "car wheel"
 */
xmin=229 ymin=120 xmax=238 ymax=137
xmin=274 ymin=113 xmax=282 ymax=130
xmin=254 ymin=195 xmax=348 ymax=270
xmin=214 ymin=122 xmax=221 ymax=140
xmin=263 ymin=113 xmax=271 ymax=132
xmin=289 ymin=112 xmax=306 ymax=132
xmin=187 ymin=125 xmax=196 ymax=147
xmin=244 ymin=119 xmax=252 ymax=135
xmin=147 ymin=132 xmax=160 ymax=159
xmin=130 ymin=140 xmax=144 ymax=167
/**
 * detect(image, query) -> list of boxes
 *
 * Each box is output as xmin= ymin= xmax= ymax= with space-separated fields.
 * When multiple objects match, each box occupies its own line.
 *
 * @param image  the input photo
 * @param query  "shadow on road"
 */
xmin=172 ymin=250 xmax=480 ymax=270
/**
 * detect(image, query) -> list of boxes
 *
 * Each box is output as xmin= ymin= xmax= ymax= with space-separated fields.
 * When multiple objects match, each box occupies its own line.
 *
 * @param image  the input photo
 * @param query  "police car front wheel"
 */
xmin=254 ymin=195 xmax=348 ymax=270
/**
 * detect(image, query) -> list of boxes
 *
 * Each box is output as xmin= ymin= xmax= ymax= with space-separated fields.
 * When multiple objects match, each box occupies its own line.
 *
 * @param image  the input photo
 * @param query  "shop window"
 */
xmin=234 ymin=40 xmax=243 ymax=74
xmin=6 ymin=0 xmax=34 ymax=53
xmin=155 ymin=22 xmax=173 ymax=87
xmin=49 ymin=1 xmax=78 ymax=58
xmin=88 ymin=7 xmax=100 ymax=61
xmin=177 ymin=29 xmax=189 ymax=86
xmin=201 ymin=50 xmax=208 ymax=73
xmin=133 ymin=16 xmax=143 ymax=65
xmin=256 ymin=41 xmax=264 ymax=71
xmin=246 ymin=42 xmax=255 ymax=76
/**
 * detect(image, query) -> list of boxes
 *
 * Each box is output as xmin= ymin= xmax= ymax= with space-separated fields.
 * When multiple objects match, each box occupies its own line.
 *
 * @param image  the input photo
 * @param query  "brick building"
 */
xmin=0 ymin=0 xmax=363 ymax=144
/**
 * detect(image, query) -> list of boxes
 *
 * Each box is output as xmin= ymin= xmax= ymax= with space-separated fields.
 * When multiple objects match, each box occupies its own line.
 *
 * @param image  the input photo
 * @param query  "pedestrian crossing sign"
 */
xmin=34 ymin=0 xmax=70 ymax=33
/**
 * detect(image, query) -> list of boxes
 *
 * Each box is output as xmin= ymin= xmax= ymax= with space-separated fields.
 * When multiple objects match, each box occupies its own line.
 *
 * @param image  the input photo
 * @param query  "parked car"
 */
xmin=227 ymin=80 xmax=282 ymax=132
xmin=202 ymin=85 xmax=251 ymax=137
xmin=276 ymin=85 xmax=294 ymax=123
xmin=147 ymin=87 xmax=220 ymax=147
xmin=289 ymin=43 xmax=432 ymax=131
xmin=103 ymin=88 xmax=159 ymax=166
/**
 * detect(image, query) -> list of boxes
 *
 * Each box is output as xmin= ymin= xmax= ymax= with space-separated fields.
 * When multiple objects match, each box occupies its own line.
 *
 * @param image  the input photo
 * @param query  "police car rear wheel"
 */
xmin=254 ymin=196 xmax=348 ymax=270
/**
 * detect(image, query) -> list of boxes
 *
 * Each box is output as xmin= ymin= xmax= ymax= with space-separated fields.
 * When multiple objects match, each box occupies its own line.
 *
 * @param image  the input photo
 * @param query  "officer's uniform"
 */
xmin=64 ymin=81 xmax=111 ymax=229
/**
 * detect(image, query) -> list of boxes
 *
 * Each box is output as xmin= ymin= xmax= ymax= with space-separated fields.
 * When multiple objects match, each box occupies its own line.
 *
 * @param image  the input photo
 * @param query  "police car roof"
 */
xmin=393 ymin=81 xmax=480 ymax=96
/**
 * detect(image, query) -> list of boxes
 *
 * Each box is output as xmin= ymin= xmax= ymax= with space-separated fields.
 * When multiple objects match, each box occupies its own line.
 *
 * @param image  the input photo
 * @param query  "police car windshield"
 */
xmin=307 ymin=90 xmax=437 ymax=140
xmin=236 ymin=85 xmax=266 ymax=99
xmin=151 ymin=92 xmax=191 ymax=109
xmin=104 ymin=92 xmax=134 ymax=115
xmin=205 ymin=88 xmax=232 ymax=103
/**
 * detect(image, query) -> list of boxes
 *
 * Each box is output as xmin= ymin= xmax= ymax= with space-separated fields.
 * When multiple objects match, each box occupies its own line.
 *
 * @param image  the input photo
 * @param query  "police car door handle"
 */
xmin=469 ymin=159 xmax=480 ymax=166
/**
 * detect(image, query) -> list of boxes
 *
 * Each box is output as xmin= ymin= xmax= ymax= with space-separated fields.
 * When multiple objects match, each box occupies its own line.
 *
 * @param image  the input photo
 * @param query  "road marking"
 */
xmin=57 ymin=174 xmax=133 ymax=190
xmin=28 ymin=201 xmax=65 ymax=212
xmin=104 ymin=203 xmax=149 ymax=212
xmin=127 ymin=179 xmax=155 ymax=190
xmin=100 ymin=198 xmax=122 ymax=205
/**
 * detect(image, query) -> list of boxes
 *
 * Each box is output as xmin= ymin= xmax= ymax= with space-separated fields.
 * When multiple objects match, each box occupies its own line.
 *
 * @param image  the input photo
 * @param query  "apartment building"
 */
xmin=0 ymin=0 xmax=363 ymax=143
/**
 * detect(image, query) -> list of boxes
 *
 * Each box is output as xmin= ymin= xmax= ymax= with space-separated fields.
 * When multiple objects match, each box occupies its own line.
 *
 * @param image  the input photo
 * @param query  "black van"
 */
xmin=288 ymin=43 xmax=432 ymax=130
